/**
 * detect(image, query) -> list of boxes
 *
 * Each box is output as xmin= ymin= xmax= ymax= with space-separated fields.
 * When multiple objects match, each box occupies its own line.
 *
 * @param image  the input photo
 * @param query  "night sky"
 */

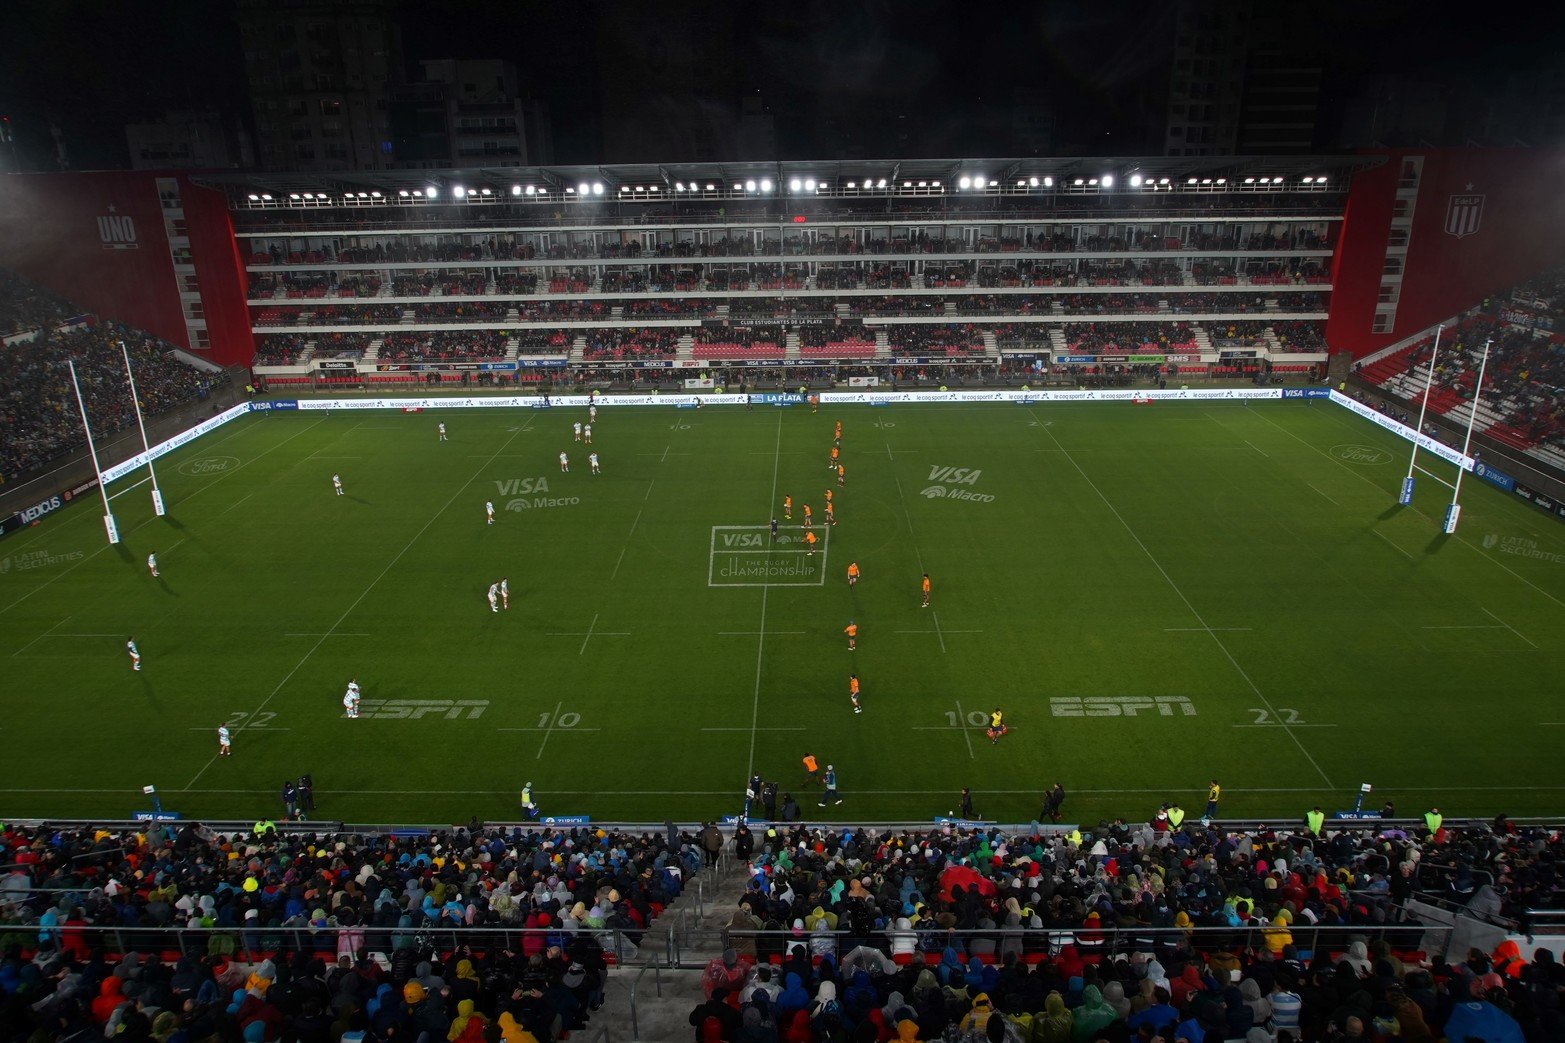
xmin=2 ymin=0 xmax=1564 ymax=170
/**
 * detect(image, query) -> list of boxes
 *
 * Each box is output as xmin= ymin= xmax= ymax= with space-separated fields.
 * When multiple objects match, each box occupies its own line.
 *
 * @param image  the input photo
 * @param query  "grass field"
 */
xmin=3 ymin=396 xmax=1564 ymax=826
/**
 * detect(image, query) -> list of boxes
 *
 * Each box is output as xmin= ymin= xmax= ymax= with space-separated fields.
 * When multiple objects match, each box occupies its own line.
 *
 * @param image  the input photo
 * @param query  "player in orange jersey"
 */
xmin=849 ymin=674 xmax=862 ymax=714
xmin=805 ymin=530 xmax=818 ymax=556
xmin=824 ymin=501 xmax=835 ymax=525
xmin=802 ymin=753 xmax=821 ymax=786
xmin=803 ymin=503 xmax=812 ymax=528
xmin=783 ymin=495 xmax=792 ymax=520
xmin=847 ymin=561 xmax=860 ymax=586
xmin=834 ymin=420 xmax=842 ymax=440
xmin=836 ymin=464 xmax=845 ymax=487
xmin=921 ymin=572 xmax=931 ymax=608
xmin=828 ymin=445 xmax=840 ymax=470
xmin=844 ymin=621 xmax=857 ymax=650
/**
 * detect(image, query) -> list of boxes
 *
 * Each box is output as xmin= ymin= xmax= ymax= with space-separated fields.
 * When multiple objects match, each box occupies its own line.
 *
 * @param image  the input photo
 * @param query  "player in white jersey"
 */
xmin=343 ymin=679 xmax=361 ymax=718
xmin=589 ymin=404 xmax=597 ymax=423
xmin=500 ymin=577 xmax=510 ymax=609
xmin=559 ymin=451 xmax=569 ymax=472
xmin=589 ymin=452 xmax=601 ymax=475
xmin=147 ymin=553 xmax=159 ymax=578
xmin=487 ymin=582 xmax=500 ymax=612
xmin=583 ymin=424 xmax=592 ymax=444
xmin=127 ymin=637 xmax=141 ymax=671
xmin=332 ymin=473 xmax=343 ymax=496
xmin=485 ymin=500 xmax=495 ymax=525
xmin=217 ymin=724 xmax=232 ymax=756
xmin=573 ymin=421 xmax=582 ymax=441
xmin=438 ymin=422 xmax=447 ymax=441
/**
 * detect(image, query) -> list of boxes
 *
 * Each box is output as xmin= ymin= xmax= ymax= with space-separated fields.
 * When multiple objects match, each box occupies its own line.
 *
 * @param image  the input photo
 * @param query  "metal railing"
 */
xmin=628 ymin=960 xmax=662 ymax=1039
xmin=691 ymin=922 xmax=1449 ymax=970
xmin=4 ymin=923 xmax=645 ymax=964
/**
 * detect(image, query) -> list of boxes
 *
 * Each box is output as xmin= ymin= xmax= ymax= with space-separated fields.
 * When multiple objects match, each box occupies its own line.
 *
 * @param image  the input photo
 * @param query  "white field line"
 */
xmin=1031 ymin=406 xmax=1335 ymax=788
xmin=183 ymin=417 xmax=535 ymax=789
xmin=745 ymin=411 xmax=785 ymax=786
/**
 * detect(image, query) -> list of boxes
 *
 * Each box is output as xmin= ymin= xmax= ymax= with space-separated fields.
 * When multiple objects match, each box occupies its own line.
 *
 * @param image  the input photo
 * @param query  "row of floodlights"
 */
xmin=247 ymin=172 xmax=1329 ymax=204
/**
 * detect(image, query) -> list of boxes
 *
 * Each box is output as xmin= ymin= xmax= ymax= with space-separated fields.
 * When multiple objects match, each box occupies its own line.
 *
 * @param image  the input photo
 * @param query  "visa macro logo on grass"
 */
xmin=722 ymin=532 xmax=766 ymax=548
xmin=495 ymin=476 xmax=578 ymax=511
xmin=1331 ymin=444 xmax=1392 ymax=465
xmin=920 ymin=465 xmax=996 ymax=503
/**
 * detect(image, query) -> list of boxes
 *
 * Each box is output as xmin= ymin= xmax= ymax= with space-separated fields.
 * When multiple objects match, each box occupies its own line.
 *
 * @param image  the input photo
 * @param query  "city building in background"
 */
xmin=390 ymin=59 xmax=552 ymax=170
xmin=125 ymin=109 xmax=255 ymax=170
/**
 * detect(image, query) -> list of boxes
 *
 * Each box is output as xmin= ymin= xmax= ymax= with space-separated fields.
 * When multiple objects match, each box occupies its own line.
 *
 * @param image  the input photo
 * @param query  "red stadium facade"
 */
xmin=2 ymin=148 xmax=1563 ymax=367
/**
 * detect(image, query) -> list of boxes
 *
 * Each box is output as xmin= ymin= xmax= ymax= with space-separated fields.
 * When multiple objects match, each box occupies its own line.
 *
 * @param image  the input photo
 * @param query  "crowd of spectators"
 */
xmin=686 ymin=814 xmax=1565 ymax=1043
xmin=0 ymin=819 xmax=704 ymax=1042
xmin=885 ymin=325 xmax=985 ymax=356
xmin=1396 ymin=319 xmax=1565 ymax=450
xmin=0 ymin=323 xmax=209 ymax=481
xmin=1271 ymin=322 xmax=1327 ymax=353
xmin=0 ymin=270 xmax=77 ymax=336
xmin=378 ymin=331 xmax=508 ymax=365
xmin=1066 ymin=323 xmax=1195 ymax=353
xmin=584 ymin=328 xmax=680 ymax=362
xmin=254 ymin=335 xmax=308 ymax=366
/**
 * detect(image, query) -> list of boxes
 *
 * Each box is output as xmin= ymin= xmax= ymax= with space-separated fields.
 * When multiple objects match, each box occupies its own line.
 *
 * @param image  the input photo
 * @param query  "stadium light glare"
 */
xmin=565 ymin=187 xmax=575 ymax=194
xmin=744 ymin=180 xmax=756 ymax=191
xmin=261 ymin=193 xmax=272 ymax=200
xmin=289 ymin=193 xmax=300 ymax=199
xmin=1088 ymin=178 xmax=1099 ymax=186
xmin=397 ymin=189 xmax=409 ymax=197
xmin=370 ymin=191 xmax=381 ymax=198
xmin=426 ymin=187 xmax=438 ymax=198
xmin=1187 ymin=178 xmax=1198 ymax=185
xmin=958 ymin=176 xmax=971 ymax=189
xmin=576 ymin=182 xmax=589 ymax=195
xmin=1129 ymin=174 xmax=1142 ymax=187
xmin=1159 ymin=178 xmax=1169 ymax=185
xmin=1073 ymin=178 xmax=1084 ymax=186
xmin=1244 ymin=177 xmax=1255 ymax=184
xmin=635 ymin=185 xmax=645 ymax=192
xmin=1301 ymin=176 xmax=1312 ymax=184
xmin=453 ymin=185 xmax=465 ymax=198
xmin=931 ymin=180 xmax=940 ymax=188
xmin=1016 ymin=179 xmax=1027 ymax=187
xmin=705 ymin=183 xmax=715 ymax=191
xmin=1029 ymin=177 xmax=1039 ymax=187
xmin=675 ymin=182 xmax=685 ymax=191
xmin=1316 ymin=175 xmax=1327 ymax=184
xmin=1043 ymin=176 xmax=1053 ymax=187
xmin=733 ymin=182 xmax=742 ymax=191
xmin=1102 ymin=175 xmax=1114 ymax=187
xmin=511 ymin=185 xmax=522 ymax=196
xmin=247 ymin=193 xmax=259 ymax=201
xmin=761 ymin=179 xmax=773 ymax=192
xmin=1214 ymin=178 xmax=1225 ymax=185
xmin=846 ymin=181 xmax=857 ymax=189
xmin=592 ymin=183 xmax=604 ymax=195
xmin=789 ymin=178 xmax=801 ymax=191
xmin=526 ymin=185 xmax=536 ymax=195
xmin=479 ymin=188 xmax=491 ymax=196
xmin=619 ymin=186 xmax=628 ymax=193
xmin=802 ymin=178 xmax=814 ymax=191
xmin=302 ymin=193 xmax=314 ymax=199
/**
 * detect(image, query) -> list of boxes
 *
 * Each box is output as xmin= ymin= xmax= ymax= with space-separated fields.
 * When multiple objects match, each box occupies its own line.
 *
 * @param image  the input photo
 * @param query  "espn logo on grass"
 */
xmin=1050 ymin=696 xmax=1196 ymax=717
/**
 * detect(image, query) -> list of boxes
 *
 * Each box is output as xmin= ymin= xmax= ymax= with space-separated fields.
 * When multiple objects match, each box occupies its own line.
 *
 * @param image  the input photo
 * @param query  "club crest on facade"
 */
xmin=1444 ymin=191 xmax=1483 ymax=239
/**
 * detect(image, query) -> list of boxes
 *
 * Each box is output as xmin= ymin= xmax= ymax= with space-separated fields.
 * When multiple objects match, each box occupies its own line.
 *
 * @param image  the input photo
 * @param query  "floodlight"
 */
xmin=1016 ymin=179 xmax=1026 ymax=187
xmin=620 ymin=186 xmax=629 ymax=193
xmin=370 ymin=191 xmax=381 ymax=198
xmin=650 ymin=186 xmax=659 ymax=191
xmin=676 ymin=182 xmax=686 ymax=191
xmin=1214 ymin=178 xmax=1225 ymax=185
xmin=918 ymin=181 xmax=927 ymax=187
xmin=577 ymin=182 xmax=589 ymax=195
xmin=425 ymin=186 xmax=437 ymax=198
xmin=566 ymin=187 xmax=576 ymax=193
xmin=511 ymin=185 xmax=522 ymax=196
xmin=877 ymin=179 xmax=887 ymax=188
xmin=704 ymin=183 xmax=714 ymax=191
xmin=1187 ymin=178 xmax=1198 ymax=185
xmin=302 ymin=193 xmax=314 ymax=199
xmin=789 ymin=178 xmax=802 ymax=191
xmin=1315 ymin=175 xmax=1327 ymax=184
xmin=1073 ymin=178 xmax=1084 ymax=186
xmin=1043 ymin=176 xmax=1053 ymax=187
xmin=398 ymin=189 xmax=409 ymax=197
xmin=903 ymin=180 xmax=912 ymax=188
xmin=453 ymin=185 xmax=465 ymax=198
xmin=974 ymin=174 xmax=986 ymax=188
xmin=480 ymin=187 xmax=492 ymax=195
xmin=1101 ymin=175 xmax=1114 ymax=187
xmin=635 ymin=185 xmax=645 ymax=192
xmin=745 ymin=180 xmax=756 ymax=191
xmin=733 ymin=183 xmax=742 ymax=191
xmin=358 ymin=191 xmax=369 ymax=198
xmin=1029 ymin=177 xmax=1040 ymax=187
xmin=959 ymin=176 xmax=971 ymax=189
xmin=804 ymin=179 xmax=816 ymax=191
xmin=261 ymin=193 xmax=272 ymax=200
xmin=1244 ymin=177 xmax=1255 ymax=184
xmin=1301 ymin=176 xmax=1313 ymax=184
xmin=846 ymin=181 xmax=856 ymax=189
xmin=931 ymin=180 xmax=940 ymax=187
xmin=592 ymin=183 xmax=604 ymax=195
xmin=1129 ymin=174 xmax=1142 ymax=187
xmin=247 ymin=193 xmax=259 ymax=201
xmin=1159 ymin=178 xmax=1169 ymax=185
xmin=526 ymin=185 xmax=536 ymax=195
xmin=761 ymin=179 xmax=773 ymax=192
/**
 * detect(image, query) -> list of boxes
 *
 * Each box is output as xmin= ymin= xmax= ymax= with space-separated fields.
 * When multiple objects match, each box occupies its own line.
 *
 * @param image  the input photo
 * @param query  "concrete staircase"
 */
xmin=361 ymin=338 xmax=383 ymax=364
xmin=569 ymin=336 xmax=587 ymax=365
xmin=1048 ymin=328 xmax=1068 ymax=353
xmin=1190 ymin=327 xmax=1214 ymax=355
xmin=980 ymin=330 xmax=1000 ymax=360
xmin=298 ymin=339 xmax=319 ymax=364
xmin=785 ymin=331 xmax=801 ymax=361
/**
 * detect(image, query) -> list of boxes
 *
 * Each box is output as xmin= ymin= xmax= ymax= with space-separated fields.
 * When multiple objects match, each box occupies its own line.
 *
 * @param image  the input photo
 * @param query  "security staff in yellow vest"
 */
xmin=1167 ymin=803 xmax=1186 ymax=830
xmin=1064 ymin=827 xmax=1082 ymax=847
xmin=253 ymin=819 xmax=277 ymax=838
xmin=1424 ymin=807 xmax=1443 ymax=837
xmin=1306 ymin=807 xmax=1325 ymax=836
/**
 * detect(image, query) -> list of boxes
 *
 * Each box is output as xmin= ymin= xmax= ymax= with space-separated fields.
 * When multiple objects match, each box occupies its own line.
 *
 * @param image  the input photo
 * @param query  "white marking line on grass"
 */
xmin=187 ymin=726 xmax=292 ymax=732
xmin=164 ymin=538 xmax=187 ymax=556
xmin=1419 ymin=625 xmax=1506 ymax=630
xmin=283 ymin=633 xmax=371 ymax=637
xmin=579 ymin=614 xmax=598 ymax=656
xmin=1244 ymin=440 xmax=1271 ymax=458
xmin=9 ymin=783 xmax=1565 ymax=797
xmin=719 ymin=631 xmax=806 ymax=636
xmin=534 ymin=700 xmax=566 ymax=760
xmin=222 ymin=491 xmax=258 ymax=515
xmin=701 ymin=726 xmax=805 ymax=732
xmin=496 ymin=726 xmax=601 ymax=733
xmin=1165 ymin=627 xmax=1251 ymax=633
xmin=744 ymin=411 xmax=786 ymax=787
xmin=883 ymin=441 xmax=946 ymax=653
xmin=107 ymin=476 xmax=151 ymax=501
xmin=1232 ymin=723 xmax=1338 ymax=729
xmin=1030 ymin=406 xmax=1335 ymax=788
xmin=952 ymin=700 xmax=976 ymax=760
xmin=1373 ymin=530 xmax=1416 ymax=562
xmin=1306 ymin=483 xmax=1342 ymax=507
xmin=1253 ymin=407 xmax=1565 ymax=609
xmin=184 ymin=416 xmax=535 ymax=790
xmin=1482 ymin=606 xmax=1539 ymax=649
xmin=0 ymin=416 xmax=332 ymax=618
xmin=895 ymin=629 xmax=982 ymax=635
xmin=11 ymin=616 xmax=71 ymax=658
xmin=607 ymin=484 xmax=653 ymax=583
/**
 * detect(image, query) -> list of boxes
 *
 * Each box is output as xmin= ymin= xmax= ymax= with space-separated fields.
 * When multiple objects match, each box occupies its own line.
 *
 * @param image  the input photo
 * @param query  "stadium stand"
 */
xmin=3 ymin=814 xmax=1561 ymax=1043
xmin=0 ymin=280 xmax=211 ymax=482
xmin=0 ymin=269 xmax=79 ymax=337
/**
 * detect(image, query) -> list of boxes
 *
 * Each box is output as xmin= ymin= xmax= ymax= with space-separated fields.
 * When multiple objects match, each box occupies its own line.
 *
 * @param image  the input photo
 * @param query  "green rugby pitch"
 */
xmin=2 ymin=398 xmax=1563 ymax=826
